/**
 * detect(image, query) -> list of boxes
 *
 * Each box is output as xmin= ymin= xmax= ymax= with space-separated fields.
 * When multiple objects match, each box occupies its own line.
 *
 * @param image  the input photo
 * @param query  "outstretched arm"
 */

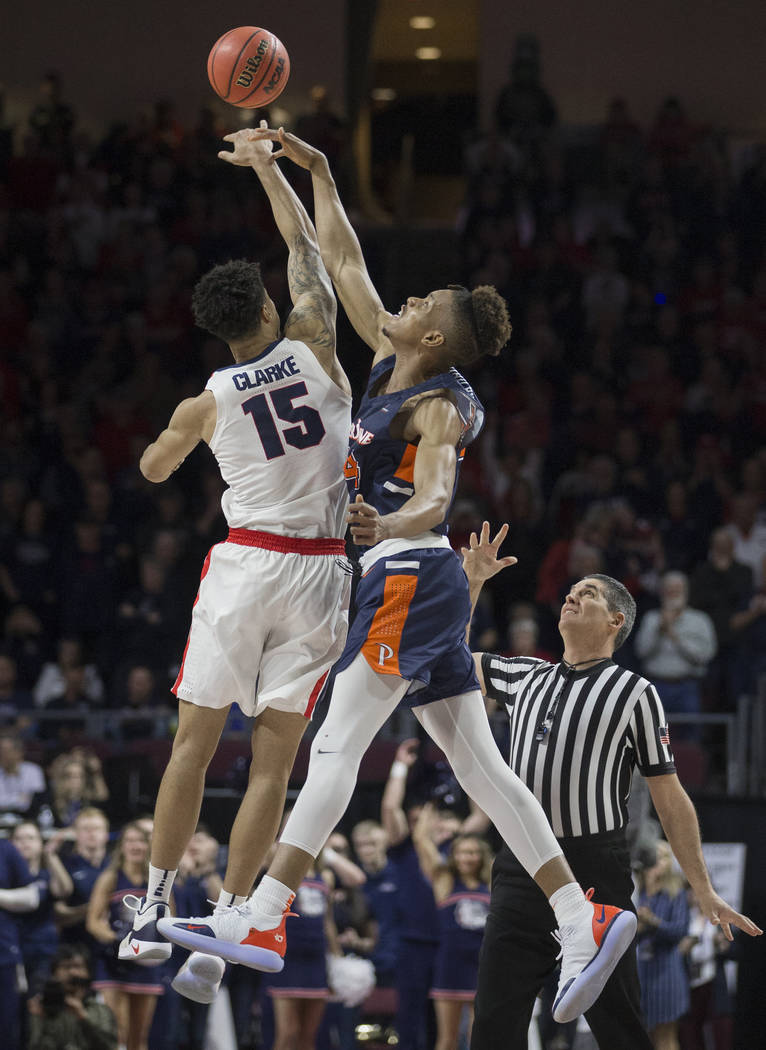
xmin=219 ymin=128 xmax=337 ymax=362
xmin=648 ymin=773 xmax=763 ymax=941
xmin=139 ymin=392 xmax=215 ymax=483
xmin=250 ymin=126 xmax=392 ymax=358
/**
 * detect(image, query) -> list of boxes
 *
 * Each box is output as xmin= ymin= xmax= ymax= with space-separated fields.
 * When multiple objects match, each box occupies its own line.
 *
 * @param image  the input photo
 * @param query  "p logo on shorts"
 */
xmin=377 ymin=644 xmax=395 ymax=666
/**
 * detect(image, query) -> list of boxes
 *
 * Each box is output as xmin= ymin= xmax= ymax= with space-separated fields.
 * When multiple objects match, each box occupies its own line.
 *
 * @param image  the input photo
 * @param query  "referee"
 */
xmin=461 ymin=524 xmax=761 ymax=1050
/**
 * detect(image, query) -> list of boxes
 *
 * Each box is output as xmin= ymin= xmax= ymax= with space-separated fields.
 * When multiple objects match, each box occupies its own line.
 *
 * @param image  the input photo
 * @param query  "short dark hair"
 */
xmin=447 ymin=285 xmax=512 ymax=365
xmin=52 ymin=943 xmax=91 ymax=976
xmin=586 ymin=574 xmax=636 ymax=650
xmin=191 ymin=259 xmax=267 ymax=343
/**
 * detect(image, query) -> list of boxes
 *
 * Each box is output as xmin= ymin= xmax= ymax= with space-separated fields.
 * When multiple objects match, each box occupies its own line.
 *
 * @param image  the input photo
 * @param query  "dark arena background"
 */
xmin=1 ymin=2 xmax=765 ymax=1049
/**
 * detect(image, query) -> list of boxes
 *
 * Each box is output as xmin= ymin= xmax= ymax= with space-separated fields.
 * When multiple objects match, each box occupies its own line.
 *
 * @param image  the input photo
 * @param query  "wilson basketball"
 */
xmin=207 ymin=27 xmax=290 ymax=108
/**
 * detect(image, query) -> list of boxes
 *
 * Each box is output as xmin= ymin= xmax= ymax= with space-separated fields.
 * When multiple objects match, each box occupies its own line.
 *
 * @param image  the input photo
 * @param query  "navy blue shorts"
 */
xmin=334 ymin=546 xmax=479 ymax=707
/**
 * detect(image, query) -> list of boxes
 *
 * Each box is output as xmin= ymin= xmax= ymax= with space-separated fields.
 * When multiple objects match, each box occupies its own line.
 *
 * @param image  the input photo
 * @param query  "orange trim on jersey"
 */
xmin=172 ymin=544 xmax=217 ymax=696
xmin=344 ymin=450 xmax=360 ymax=490
xmin=360 ymin=573 xmax=418 ymax=676
xmin=394 ymin=443 xmax=417 ymax=484
xmin=303 ymin=670 xmax=329 ymax=719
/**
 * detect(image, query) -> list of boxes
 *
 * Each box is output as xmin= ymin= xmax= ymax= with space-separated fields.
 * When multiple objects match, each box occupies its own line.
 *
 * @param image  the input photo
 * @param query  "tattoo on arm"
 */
xmin=287 ymin=231 xmax=330 ymax=300
xmin=285 ymin=231 xmax=336 ymax=350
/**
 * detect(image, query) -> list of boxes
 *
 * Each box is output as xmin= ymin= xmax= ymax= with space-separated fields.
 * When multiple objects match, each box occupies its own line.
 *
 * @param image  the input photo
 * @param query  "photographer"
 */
xmin=28 ymin=944 xmax=117 ymax=1050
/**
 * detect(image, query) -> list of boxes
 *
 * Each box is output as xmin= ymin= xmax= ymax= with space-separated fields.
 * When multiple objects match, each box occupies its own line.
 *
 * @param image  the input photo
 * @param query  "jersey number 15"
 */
xmin=242 ymin=381 xmax=325 ymax=460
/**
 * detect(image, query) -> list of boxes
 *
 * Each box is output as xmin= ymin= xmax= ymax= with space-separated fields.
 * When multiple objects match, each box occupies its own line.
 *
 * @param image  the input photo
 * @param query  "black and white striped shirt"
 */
xmin=481 ymin=654 xmax=675 ymax=838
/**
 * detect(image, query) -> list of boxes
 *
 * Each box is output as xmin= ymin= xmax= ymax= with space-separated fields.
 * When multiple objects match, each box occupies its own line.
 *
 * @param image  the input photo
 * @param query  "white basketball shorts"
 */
xmin=172 ymin=529 xmax=350 ymax=719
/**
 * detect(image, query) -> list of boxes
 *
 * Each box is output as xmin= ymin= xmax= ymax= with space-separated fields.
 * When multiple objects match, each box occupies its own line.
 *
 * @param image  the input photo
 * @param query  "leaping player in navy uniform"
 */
xmin=160 ymin=128 xmax=638 ymax=1025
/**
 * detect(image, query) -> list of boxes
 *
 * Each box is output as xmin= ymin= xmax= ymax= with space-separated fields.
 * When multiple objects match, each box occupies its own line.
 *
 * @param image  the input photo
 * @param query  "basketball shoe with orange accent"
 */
xmin=552 ymin=888 xmax=637 ymax=1023
xmin=156 ymin=896 xmax=296 ymax=972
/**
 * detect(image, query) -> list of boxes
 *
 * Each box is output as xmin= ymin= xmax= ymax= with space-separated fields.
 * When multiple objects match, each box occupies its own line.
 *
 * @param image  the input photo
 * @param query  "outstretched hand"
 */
xmin=248 ymin=125 xmax=323 ymax=171
xmin=461 ymin=521 xmax=517 ymax=585
xmin=697 ymin=889 xmax=763 ymax=941
xmin=218 ymin=120 xmax=274 ymax=167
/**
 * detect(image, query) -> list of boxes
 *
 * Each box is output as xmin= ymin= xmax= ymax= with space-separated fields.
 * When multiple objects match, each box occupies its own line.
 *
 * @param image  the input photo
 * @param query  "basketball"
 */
xmin=207 ymin=26 xmax=290 ymax=108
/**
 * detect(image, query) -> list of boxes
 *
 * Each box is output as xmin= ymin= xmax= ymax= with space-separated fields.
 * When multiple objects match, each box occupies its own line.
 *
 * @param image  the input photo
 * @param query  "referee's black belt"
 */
xmin=556 ymin=828 xmax=628 ymax=852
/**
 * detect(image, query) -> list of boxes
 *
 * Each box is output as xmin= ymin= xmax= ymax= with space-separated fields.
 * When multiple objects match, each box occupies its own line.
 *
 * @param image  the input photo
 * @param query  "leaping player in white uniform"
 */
xmin=119 ymin=126 xmax=352 ymax=1004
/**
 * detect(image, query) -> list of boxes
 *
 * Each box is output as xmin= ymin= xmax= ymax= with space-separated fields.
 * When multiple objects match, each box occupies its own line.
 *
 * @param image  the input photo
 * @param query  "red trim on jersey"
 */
xmin=227 ymin=528 xmax=345 ymax=556
xmin=172 ymin=544 xmax=217 ymax=696
xmin=304 ymin=670 xmax=329 ymax=719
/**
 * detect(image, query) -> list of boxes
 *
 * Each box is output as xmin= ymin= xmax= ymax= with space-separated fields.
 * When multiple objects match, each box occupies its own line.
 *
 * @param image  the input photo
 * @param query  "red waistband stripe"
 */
xmin=227 ymin=528 xmax=345 ymax=556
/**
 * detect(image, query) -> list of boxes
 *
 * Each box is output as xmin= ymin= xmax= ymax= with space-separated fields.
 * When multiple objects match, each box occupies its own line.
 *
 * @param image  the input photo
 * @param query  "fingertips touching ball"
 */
xmin=207 ymin=26 xmax=290 ymax=108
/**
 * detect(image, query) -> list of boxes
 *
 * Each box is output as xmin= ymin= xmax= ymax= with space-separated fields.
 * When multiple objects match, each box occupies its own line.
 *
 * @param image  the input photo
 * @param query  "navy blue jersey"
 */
xmin=0 ymin=839 xmax=33 ymax=965
xmin=60 ymin=851 xmax=109 ymax=947
xmin=388 ymin=837 xmax=439 ymax=944
xmin=344 ymin=356 xmax=484 ymax=543
xmin=431 ymin=878 xmax=490 ymax=997
xmin=361 ymin=860 xmax=402 ymax=977
xmin=16 ymin=867 xmax=57 ymax=962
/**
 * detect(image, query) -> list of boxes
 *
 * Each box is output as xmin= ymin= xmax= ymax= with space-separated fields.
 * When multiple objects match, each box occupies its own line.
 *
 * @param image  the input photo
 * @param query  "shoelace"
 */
xmin=122 ymin=894 xmax=146 ymax=913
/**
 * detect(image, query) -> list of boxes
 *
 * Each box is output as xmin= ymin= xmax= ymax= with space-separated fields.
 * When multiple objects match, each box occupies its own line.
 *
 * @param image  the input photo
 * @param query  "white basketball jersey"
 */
xmin=206 ymin=337 xmax=352 ymax=538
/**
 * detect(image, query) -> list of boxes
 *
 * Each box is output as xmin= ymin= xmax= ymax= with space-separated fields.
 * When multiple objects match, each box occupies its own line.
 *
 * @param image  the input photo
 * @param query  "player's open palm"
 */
xmin=461 ymin=521 xmax=517 ymax=585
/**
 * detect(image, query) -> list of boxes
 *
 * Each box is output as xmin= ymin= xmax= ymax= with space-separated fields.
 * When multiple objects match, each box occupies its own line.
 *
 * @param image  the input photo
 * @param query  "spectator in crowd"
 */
xmin=381 ymin=740 xmax=440 ymax=1050
xmin=321 ymin=830 xmax=376 ymax=1050
xmin=27 ymin=943 xmax=118 ymax=1050
xmin=118 ymin=665 xmax=168 ymax=741
xmin=33 ymin=637 xmax=104 ymax=709
xmin=690 ymin=528 xmax=766 ymax=703
xmin=678 ymin=888 xmax=736 ymax=1050
xmin=0 ymin=652 xmax=33 ymax=726
xmin=634 ymin=572 xmax=717 ymax=738
xmin=43 ymin=750 xmax=110 ymax=828
xmin=262 ymin=824 xmax=341 ymax=1050
xmin=724 ymin=493 xmax=766 ymax=589
xmin=636 ymin=841 xmax=691 ymax=1050
xmin=0 ymin=729 xmax=45 ymax=822
xmin=351 ymin=820 xmax=401 ymax=988
xmin=57 ymin=807 xmax=110 ymax=951
xmin=87 ymin=822 xmax=166 ymax=1050
xmin=413 ymin=803 xmax=492 ymax=1050
xmin=0 ymin=834 xmax=37 ymax=1050
xmin=11 ymin=820 xmax=72 ymax=994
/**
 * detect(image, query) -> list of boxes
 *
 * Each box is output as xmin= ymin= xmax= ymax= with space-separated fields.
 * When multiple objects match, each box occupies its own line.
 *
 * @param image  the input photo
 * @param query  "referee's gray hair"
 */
xmin=584 ymin=574 xmax=636 ymax=650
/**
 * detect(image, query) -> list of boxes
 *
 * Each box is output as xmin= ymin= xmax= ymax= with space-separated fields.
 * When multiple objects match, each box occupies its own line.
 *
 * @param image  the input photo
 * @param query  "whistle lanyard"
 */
xmin=534 ymin=666 xmax=575 ymax=744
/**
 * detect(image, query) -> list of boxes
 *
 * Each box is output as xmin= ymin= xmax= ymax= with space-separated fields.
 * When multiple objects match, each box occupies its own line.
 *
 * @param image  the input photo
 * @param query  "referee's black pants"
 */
xmin=471 ymin=830 xmax=653 ymax=1050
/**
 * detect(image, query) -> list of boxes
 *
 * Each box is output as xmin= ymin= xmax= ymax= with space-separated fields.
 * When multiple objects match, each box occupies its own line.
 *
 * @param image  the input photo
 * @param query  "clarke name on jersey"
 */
xmin=231 ymin=355 xmax=302 ymax=391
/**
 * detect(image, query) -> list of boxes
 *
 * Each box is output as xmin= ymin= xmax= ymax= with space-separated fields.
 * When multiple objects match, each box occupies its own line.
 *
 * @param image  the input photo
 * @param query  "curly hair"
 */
xmin=191 ymin=259 xmax=267 ymax=343
xmin=447 ymin=284 xmax=512 ymax=366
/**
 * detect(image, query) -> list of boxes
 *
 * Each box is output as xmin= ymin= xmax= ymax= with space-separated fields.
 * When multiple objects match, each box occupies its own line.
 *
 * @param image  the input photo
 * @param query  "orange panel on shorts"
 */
xmin=361 ymin=573 xmax=418 ymax=675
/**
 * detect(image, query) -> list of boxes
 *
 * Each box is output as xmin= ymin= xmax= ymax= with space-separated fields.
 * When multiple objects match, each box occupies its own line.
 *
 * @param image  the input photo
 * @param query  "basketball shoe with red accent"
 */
xmin=157 ymin=896 xmax=296 ymax=972
xmin=118 ymin=896 xmax=173 ymax=964
xmin=552 ymin=888 xmax=637 ymax=1023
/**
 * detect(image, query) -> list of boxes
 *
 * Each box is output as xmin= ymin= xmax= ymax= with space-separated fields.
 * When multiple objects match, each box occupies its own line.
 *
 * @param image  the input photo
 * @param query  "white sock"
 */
xmin=549 ymin=882 xmax=590 ymax=926
xmin=147 ymin=864 xmax=176 ymax=903
xmin=247 ymin=875 xmax=294 ymax=929
xmin=215 ymin=890 xmax=247 ymax=912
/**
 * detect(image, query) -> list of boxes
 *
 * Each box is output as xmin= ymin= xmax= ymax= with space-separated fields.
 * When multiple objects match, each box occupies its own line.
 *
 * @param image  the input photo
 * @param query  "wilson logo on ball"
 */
xmin=235 ymin=40 xmax=270 ymax=88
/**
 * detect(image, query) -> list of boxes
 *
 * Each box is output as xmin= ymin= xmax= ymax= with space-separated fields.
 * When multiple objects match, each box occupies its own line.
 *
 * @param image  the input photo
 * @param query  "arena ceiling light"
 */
xmin=409 ymin=16 xmax=436 ymax=29
xmin=415 ymin=46 xmax=441 ymax=60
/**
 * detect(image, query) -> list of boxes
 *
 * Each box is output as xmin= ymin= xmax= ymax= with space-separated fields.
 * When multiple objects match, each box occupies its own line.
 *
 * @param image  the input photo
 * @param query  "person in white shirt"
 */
xmin=634 ymin=572 xmax=717 ymax=740
xmin=0 ymin=731 xmax=45 ymax=815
